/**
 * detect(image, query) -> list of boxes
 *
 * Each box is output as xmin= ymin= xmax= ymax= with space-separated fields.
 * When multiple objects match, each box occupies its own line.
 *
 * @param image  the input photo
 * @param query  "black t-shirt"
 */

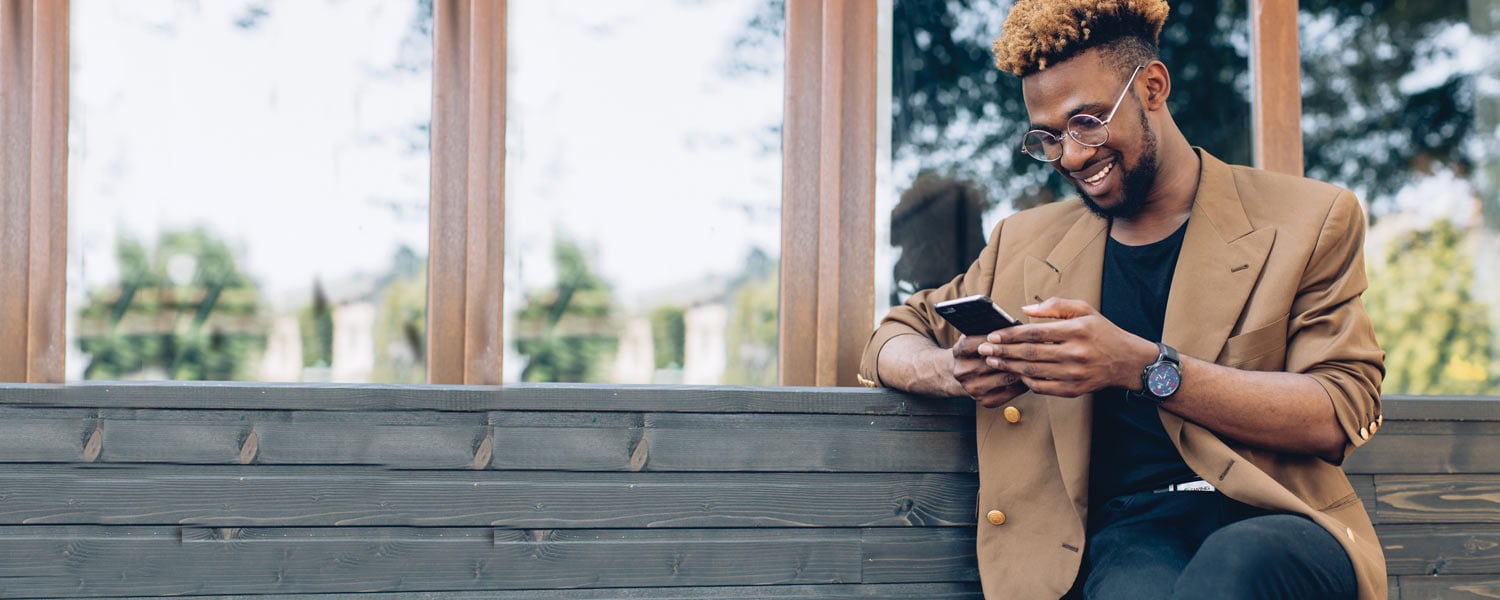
xmin=1088 ymin=221 xmax=1199 ymax=505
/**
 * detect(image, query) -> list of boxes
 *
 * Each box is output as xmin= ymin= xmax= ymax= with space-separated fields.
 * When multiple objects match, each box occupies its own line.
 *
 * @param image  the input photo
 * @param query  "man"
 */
xmin=857 ymin=0 xmax=1386 ymax=598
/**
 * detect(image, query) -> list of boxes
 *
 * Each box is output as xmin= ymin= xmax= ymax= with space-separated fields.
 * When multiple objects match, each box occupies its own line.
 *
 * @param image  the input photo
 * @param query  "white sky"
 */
xmin=68 ymin=0 xmax=431 ymax=310
xmin=504 ymin=0 xmax=783 ymax=310
xmin=69 ymin=0 xmax=784 ymax=313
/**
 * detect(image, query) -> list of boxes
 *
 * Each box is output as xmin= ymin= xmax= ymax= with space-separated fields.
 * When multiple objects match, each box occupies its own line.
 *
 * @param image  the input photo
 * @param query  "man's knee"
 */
xmin=1175 ymin=514 xmax=1355 ymax=599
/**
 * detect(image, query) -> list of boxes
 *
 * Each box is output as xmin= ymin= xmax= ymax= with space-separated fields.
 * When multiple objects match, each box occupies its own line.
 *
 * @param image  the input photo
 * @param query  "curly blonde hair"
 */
xmin=992 ymin=0 xmax=1170 ymax=77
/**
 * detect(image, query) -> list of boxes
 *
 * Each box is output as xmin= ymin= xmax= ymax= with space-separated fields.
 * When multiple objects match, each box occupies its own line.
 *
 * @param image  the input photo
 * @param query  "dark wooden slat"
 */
xmin=1381 ymin=397 xmax=1500 ymax=423
xmin=0 ymin=407 xmax=93 ymax=462
xmin=860 ymin=528 xmax=978 ymax=584
xmin=1343 ymin=421 xmax=1500 ymax=474
xmin=0 ymin=466 xmax=978 ymax=528
xmin=487 ymin=413 xmax=973 ymax=473
xmin=1379 ymin=524 xmax=1500 ymax=576
xmin=82 ymin=583 xmax=984 ymax=600
xmin=0 ymin=382 xmax=975 ymax=416
xmin=1393 ymin=575 xmax=1500 ymax=599
xmin=1372 ymin=475 xmax=1500 ymax=525
xmin=0 ymin=409 xmax=973 ymax=472
xmin=0 ymin=526 xmax=976 ymax=597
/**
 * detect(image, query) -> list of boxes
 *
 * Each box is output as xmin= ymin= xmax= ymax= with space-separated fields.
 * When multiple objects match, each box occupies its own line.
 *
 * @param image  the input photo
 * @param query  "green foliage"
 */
xmin=299 ymin=280 xmax=334 ymax=368
xmin=371 ymin=247 xmax=427 ymax=383
xmin=649 ymin=306 xmax=686 ymax=370
xmin=1366 ymin=220 xmax=1495 ymax=395
xmin=515 ymin=238 xmax=619 ymax=383
xmin=723 ymin=249 xmax=779 ymax=386
xmin=76 ymin=228 xmax=266 ymax=380
xmin=1299 ymin=0 xmax=1480 ymax=216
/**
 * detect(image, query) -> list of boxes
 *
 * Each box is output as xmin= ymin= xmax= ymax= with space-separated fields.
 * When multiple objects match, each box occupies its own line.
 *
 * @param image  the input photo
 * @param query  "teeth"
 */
xmin=1083 ymin=162 xmax=1114 ymax=184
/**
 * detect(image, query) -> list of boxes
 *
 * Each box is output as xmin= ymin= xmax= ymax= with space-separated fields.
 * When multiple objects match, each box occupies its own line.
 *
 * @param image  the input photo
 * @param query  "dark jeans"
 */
xmin=1073 ymin=490 xmax=1357 ymax=600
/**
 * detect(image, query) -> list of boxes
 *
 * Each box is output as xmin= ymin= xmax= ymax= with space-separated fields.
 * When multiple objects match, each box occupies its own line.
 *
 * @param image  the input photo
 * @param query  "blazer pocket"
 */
xmin=1219 ymin=316 xmax=1289 ymax=370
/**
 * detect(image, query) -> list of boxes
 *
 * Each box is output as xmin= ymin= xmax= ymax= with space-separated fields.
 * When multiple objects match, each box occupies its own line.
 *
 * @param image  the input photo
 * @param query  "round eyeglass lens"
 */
xmin=1022 ymin=131 xmax=1061 ymax=161
xmin=1066 ymin=114 xmax=1109 ymax=146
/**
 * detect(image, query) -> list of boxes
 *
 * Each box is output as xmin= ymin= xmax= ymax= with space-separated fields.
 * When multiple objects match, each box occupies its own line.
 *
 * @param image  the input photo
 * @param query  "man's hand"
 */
xmin=952 ymin=334 xmax=1028 ymax=407
xmin=977 ymin=297 xmax=1157 ymax=398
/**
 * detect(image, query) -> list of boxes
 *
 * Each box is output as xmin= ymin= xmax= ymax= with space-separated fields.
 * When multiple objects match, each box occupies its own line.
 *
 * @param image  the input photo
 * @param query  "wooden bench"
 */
xmin=0 ymin=383 xmax=1494 ymax=599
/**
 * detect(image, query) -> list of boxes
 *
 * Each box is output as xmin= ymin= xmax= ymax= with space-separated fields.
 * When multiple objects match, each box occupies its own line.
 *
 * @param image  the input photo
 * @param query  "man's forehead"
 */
xmin=1020 ymin=55 xmax=1114 ymax=126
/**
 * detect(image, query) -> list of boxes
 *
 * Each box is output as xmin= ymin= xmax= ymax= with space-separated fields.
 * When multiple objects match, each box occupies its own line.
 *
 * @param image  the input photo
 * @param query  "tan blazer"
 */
xmin=860 ymin=150 xmax=1387 ymax=600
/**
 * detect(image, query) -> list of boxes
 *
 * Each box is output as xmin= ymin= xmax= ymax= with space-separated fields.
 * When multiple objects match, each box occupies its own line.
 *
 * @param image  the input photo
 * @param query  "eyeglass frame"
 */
xmin=1020 ymin=64 xmax=1146 ymax=162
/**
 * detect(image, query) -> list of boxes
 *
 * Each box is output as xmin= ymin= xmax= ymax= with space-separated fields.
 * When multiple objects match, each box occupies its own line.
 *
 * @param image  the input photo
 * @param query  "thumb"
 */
xmin=1021 ymin=297 xmax=1096 ymax=319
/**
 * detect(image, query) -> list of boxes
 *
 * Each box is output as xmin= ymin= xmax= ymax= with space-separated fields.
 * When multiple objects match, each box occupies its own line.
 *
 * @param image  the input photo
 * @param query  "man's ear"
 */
xmin=1142 ymin=61 xmax=1170 ymax=110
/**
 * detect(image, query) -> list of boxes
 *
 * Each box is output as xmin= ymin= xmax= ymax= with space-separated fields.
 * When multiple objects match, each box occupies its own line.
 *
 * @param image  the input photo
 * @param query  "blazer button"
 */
xmin=1003 ymin=406 xmax=1022 ymax=424
xmin=986 ymin=510 xmax=1007 ymax=526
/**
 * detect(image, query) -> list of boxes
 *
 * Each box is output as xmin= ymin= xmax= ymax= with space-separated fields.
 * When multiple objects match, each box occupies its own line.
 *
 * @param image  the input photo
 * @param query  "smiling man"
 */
xmin=857 ymin=1 xmax=1387 ymax=598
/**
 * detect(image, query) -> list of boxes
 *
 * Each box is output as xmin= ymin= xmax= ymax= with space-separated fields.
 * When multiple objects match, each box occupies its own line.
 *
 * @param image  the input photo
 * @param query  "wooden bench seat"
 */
xmin=0 ymin=383 xmax=1494 ymax=599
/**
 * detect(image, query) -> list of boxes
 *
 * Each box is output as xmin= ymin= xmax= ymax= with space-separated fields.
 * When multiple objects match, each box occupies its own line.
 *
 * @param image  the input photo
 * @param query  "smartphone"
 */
xmin=934 ymin=295 xmax=1020 ymax=336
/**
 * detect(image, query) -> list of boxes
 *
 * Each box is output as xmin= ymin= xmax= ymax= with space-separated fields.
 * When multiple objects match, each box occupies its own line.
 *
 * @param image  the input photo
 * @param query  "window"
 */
xmin=502 ymin=0 xmax=784 ymax=385
xmin=875 ymin=0 xmax=1252 ymax=315
xmin=1301 ymin=0 xmax=1500 ymax=395
xmin=67 ymin=0 xmax=432 ymax=382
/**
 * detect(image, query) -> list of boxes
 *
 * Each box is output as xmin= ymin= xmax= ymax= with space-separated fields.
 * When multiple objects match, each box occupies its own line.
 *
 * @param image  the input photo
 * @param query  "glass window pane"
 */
xmin=67 ymin=0 xmax=432 ymax=383
xmin=875 ymin=0 xmax=1251 ymax=315
xmin=1301 ymin=0 xmax=1500 ymax=395
xmin=504 ymin=1 xmax=784 ymax=385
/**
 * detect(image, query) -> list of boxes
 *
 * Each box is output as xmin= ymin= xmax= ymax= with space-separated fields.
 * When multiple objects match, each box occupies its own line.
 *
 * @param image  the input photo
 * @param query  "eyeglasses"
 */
xmin=1020 ymin=65 xmax=1144 ymax=162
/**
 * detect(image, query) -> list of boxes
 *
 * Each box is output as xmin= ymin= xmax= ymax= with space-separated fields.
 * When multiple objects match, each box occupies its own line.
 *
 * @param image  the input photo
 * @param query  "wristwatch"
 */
xmin=1137 ymin=342 xmax=1182 ymax=403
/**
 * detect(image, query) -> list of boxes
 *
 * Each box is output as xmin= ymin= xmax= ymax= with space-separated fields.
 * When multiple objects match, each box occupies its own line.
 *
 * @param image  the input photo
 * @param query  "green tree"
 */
xmin=371 ymin=246 xmax=427 ymax=384
xmin=514 ymin=238 xmax=619 ymax=382
xmin=77 ymin=228 xmax=266 ymax=380
xmin=649 ymin=305 xmax=687 ymax=370
xmin=1367 ymin=220 xmax=1495 ymax=395
xmin=723 ymin=248 xmax=779 ymax=386
xmin=299 ymin=279 xmax=334 ymax=369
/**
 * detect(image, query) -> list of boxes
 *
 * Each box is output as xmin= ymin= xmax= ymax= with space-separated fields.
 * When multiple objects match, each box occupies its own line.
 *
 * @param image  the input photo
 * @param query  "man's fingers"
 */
xmin=1021 ymin=296 xmax=1095 ymax=320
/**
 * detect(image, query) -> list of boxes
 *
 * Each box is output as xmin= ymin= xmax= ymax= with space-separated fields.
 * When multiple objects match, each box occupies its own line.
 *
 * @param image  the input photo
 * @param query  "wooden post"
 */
xmin=0 ymin=0 xmax=68 ymax=383
xmin=780 ymin=0 xmax=877 ymax=387
xmin=428 ymin=0 xmax=507 ymax=384
xmin=1250 ymin=0 xmax=1303 ymax=176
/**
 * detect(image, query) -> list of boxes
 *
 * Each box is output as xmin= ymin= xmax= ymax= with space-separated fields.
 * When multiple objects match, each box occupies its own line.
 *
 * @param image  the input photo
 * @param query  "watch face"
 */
xmin=1146 ymin=363 xmax=1181 ymax=397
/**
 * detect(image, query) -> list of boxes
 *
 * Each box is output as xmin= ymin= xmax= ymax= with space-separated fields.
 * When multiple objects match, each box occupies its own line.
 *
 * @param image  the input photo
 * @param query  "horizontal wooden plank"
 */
xmin=1382 ymin=397 xmax=1500 ymax=423
xmin=0 ymin=383 xmax=975 ymax=416
xmin=70 ymin=583 xmax=984 ymax=600
xmin=860 ymin=527 xmax=978 ymax=584
xmin=0 ymin=466 xmax=978 ymax=528
xmin=1379 ymin=524 xmax=1500 ymax=576
xmin=0 ymin=407 xmax=94 ymax=462
xmin=488 ymin=413 xmax=973 ymax=473
xmin=1373 ymin=475 xmax=1500 ymax=525
xmin=0 ymin=410 xmax=974 ymax=472
xmin=0 ymin=527 xmax=977 ymax=597
xmin=1395 ymin=575 xmax=1500 ymax=599
xmin=1343 ymin=421 xmax=1500 ymax=475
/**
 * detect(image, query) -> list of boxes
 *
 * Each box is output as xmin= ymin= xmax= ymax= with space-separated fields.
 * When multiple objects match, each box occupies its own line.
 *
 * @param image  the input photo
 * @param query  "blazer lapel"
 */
xmin=1157 ymin=150 xmax=1276 ymax=445
xmin=1025 ymin=210 xmax=1108 ymax=519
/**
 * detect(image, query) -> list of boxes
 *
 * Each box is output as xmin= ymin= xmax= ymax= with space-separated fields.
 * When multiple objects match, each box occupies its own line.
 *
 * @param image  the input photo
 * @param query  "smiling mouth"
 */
xmin=1081 ymin=161 xmax=1115 ymax=185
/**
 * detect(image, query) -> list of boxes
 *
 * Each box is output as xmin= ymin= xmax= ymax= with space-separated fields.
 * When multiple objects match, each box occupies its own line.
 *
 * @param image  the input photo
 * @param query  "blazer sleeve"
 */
xmin=858 ymin=217 xmax=1007 ymax=386
xmin=1288 ymin=188 xmax=1386 ymax=462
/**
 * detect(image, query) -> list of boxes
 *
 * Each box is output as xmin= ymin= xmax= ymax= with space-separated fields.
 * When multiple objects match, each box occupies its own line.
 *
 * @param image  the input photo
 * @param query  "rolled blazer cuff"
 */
xmin=858 ymin=326 xmax=928 ymax=388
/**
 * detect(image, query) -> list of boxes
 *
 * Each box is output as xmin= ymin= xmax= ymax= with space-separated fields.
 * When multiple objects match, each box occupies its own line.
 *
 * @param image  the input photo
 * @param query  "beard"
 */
xmin=1077 ymin=107 xmax=1158 ymax=221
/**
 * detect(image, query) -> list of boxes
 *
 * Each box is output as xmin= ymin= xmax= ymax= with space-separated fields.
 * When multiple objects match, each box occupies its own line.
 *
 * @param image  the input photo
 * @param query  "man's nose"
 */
xmin=1057 ymin=136 xmax=1098 ymax=173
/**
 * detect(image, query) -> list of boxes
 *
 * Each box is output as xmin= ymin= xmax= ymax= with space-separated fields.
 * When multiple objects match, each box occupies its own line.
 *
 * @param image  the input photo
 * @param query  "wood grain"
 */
xmin=3 ymin=382 xmax=975 ymax=416
xmin=0 ymin=466 xmax=978 ymax=529
xmin=0 ymin=526 xmax=977 ymax=597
